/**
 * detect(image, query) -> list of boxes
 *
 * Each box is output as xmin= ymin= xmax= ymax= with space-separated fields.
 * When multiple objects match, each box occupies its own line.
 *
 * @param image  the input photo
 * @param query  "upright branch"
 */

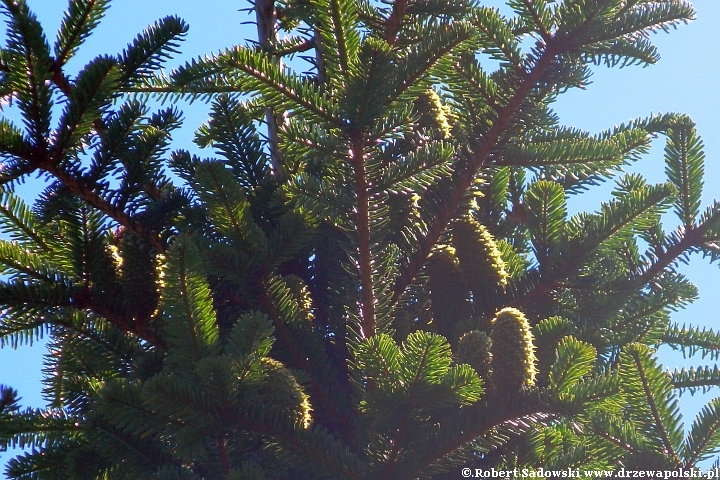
xmin=42 ymin=162 xmax=165 ymax=254
xmin=351 ymin=132 xmax=376 ymax=337
xmin=383 ymin=0 xmax=407 ymax=45
xmin=256 ymin=0 xmax=285 ymax=179
xmin=346 ymin=0 xmax=414 ymax=338
xmin=391 ymin=38 xmax=564 ymax=304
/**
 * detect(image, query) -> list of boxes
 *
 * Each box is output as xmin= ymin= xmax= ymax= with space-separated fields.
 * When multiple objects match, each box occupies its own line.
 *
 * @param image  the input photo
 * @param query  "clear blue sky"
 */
xmin=1 ymin=0 xmax=720 ymax=467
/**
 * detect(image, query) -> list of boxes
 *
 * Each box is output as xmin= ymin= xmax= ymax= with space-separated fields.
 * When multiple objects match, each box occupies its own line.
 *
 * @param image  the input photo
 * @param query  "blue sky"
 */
xmin=1 ymin=0 xmax=720 ymax=468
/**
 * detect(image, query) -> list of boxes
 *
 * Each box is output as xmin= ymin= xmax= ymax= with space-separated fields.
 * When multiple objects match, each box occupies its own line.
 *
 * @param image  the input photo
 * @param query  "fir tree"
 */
xmin=2 ymin=0 xmax=720 ymax=478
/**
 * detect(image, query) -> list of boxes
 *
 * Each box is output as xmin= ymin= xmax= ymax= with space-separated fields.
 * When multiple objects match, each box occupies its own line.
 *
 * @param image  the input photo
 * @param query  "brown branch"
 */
xmin=391 ymin=39 xmax=564 ymax=306
xmin=510 ymin=279 xmax=561 ymax=312
xmin=255 ymin=0 xmax=285 ymax=180
xmin=50 ymin=61 xmax=72 ymax=97
xmin=76 ymin=288 xmax=167 ymax=350
xmin=275 ymin=38 xmax=314 ymax=56
xmin=351 ymin=132 xmax=376 ymax=338
xmin=40 ymin=162 xmax=165 ymax=253
xmin=384 ymin=0 xmax=408 ymax=46
xmin=635 ymin=225 xmax=705 ymax=286
xmin=217 ymin=436 xmax=230 ymax=475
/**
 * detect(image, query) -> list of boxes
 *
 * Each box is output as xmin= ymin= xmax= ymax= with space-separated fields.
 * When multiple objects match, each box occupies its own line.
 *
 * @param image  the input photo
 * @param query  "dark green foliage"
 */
xmin=456 ymin=330 xmax=492 ymax=388
xmin=117 ymin=231 xmax=158 ymax=321
xmin=55 ymin=0 xmax=110 ymax=65
xmin=426 ymin=246 xmax=471 ymax=339
xmin=2 ymin=0 xmax=720 ymax=478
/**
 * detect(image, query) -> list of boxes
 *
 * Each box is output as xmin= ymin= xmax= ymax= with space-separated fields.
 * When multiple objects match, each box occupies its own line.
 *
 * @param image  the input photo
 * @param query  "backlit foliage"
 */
xmin=1 ymin=0 xmax=720 ymax=477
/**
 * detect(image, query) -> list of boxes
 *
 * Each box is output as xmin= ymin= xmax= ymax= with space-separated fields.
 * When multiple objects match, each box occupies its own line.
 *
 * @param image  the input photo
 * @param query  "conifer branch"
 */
xmin=255 ymin=0 xmax=285 ymax=179
xmin=412 ymin=397 xmax=551 ymax=475
xmin=351 ymin=132 xmax=377 ymax=338
xmin=384 ymin=0 xmax=407 ymax=45
xmin=627 ymin=346 xmax=682 ymax=466
xmin=275 ymin=37 xmax=314 ymax=55
xmin=254 ymin=280 xmax=357 ymax=438
xmin=636 ymin=223 xmax=709 ymax=287
xmin=379 ymin=415 xmax=410 ymax=479
xmin=512 ymin=227 xmax=699 ymax=317
xmin=0 ymin=194 xmax=47 ymax=248
xmin=74 ymin=286 xmax=166 ymax=349
xmin=52 ymin=315 xmax=134 ymax=363
xmin=392 ymin=38 xmax=563 ymax=305
xmin=54 ymin=0 xmax=102 ymax=66
xmin=39 ymin=163 xmax=165 ymax=254
xmin=524 ymin=0 xmax=551 ymax=43
xmin=234 ymin=410 xmax=365 ymax=480
xmin=221 ymin=51 xmax=343 ymax=127
xmin=0 ymin=163 xmax=37 ymax=185
xmin=25 ymin=65 xmax=49 ymax=157
xmin=593 ymin=430 xmax=636 ymax=454
xmin=683 ymin=398 xmax=720 ymax=466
